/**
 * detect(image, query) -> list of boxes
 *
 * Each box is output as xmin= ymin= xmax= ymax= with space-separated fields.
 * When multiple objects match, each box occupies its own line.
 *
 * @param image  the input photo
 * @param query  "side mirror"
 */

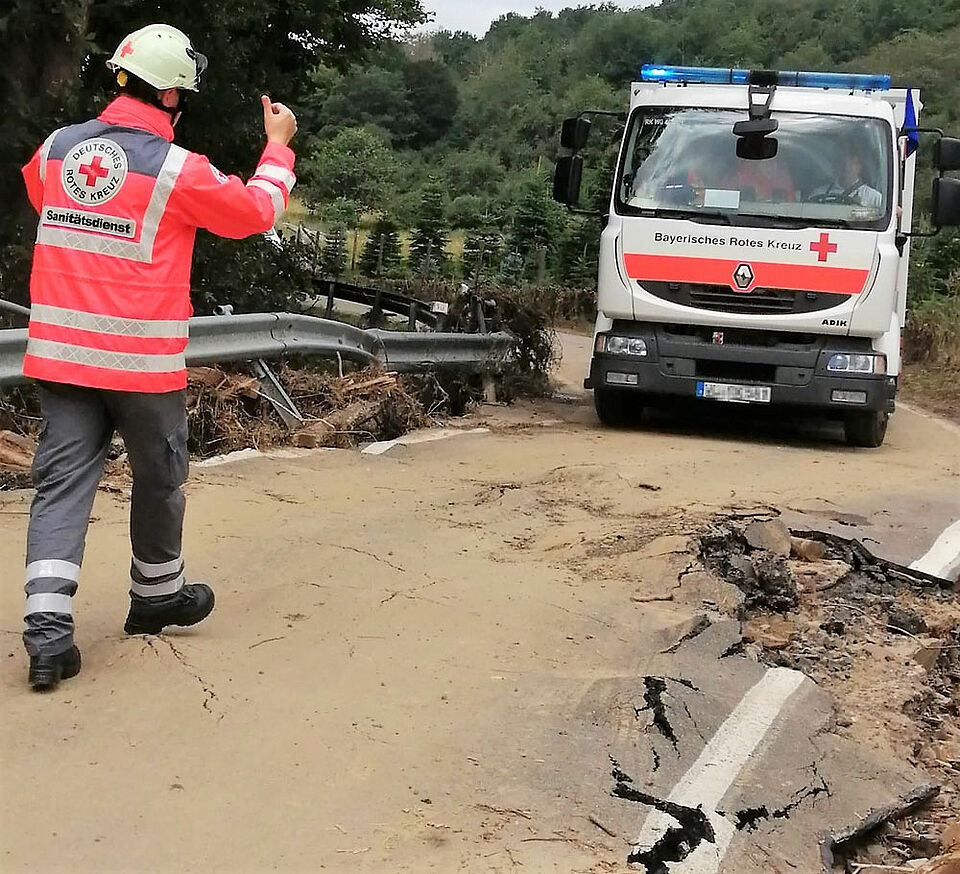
xmin=553 ymin=155 xmax=583 ymax=205
xmin=560 ymin=117 xmax=591 ymax=151
xmin=733 ymin=118 xmax=779 ymax=137
xmin=736 ymin=136 xmax=779 ymax=160
xmin=934 ymin=137 xmax=960 ymax=172
xmin=932 ymin=176 xmax=960 ymax=227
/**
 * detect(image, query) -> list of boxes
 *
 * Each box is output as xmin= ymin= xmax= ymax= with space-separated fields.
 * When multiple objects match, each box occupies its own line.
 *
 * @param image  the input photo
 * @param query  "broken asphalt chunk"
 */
xmin=820 ymin=782 xmax=941 ymax=872
xmin=744 ymin=519 xmax=792 ymax=557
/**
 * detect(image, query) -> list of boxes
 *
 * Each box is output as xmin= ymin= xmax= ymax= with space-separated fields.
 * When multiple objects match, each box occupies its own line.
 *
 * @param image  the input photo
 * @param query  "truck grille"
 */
xmin=641 ymin=280 xmax=850 ymax=315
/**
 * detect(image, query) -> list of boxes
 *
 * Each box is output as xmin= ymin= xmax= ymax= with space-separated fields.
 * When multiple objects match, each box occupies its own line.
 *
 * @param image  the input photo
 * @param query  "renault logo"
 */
xmin=733 ymin=263 xmax=754 ymax=291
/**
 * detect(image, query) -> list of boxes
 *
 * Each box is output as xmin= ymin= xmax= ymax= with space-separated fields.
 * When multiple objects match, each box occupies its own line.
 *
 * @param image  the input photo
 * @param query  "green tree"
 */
xmin=409 ymin=177 xmax=449 ymax=277
xmin=441 ymin=150 xmax=507 ymax=198
xmin=403 ymin=59 xmax=460 ymax=146
xmin=508 ymin=174 xmax=565 ymax=284
xmin=463 ymin=227 xmax=505 ymax=281
xmin=446 ymin=194 xmax=493 ymax=230
xmin=321 ymin=225 xmax=348 ymax=277
xmin=301 ymin=127 xmax=397 ymax=224
xmin=558 ymin=216 xmax=601 ymax=288
xmin=308 ymin=65 xmax=417 ymax=145
xmin=358 ymin=216 xmax=403 ymax=277
xmin=432 ymin=30 xmax=480 ymax=74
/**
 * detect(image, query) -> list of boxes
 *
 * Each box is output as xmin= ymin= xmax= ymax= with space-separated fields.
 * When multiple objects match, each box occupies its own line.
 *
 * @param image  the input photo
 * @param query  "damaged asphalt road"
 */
xmin=599 ymin=614 xmax=950 ymax=874
xmin=593 ymin=509 xmax=958 ymax=874
xmin=1 ymin=332 xmax=958 ymax=873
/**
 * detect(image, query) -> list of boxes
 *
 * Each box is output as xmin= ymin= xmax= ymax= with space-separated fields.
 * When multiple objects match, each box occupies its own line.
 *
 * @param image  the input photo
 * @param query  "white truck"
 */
xmin=554 ymin=65 xmax=960 ymax=446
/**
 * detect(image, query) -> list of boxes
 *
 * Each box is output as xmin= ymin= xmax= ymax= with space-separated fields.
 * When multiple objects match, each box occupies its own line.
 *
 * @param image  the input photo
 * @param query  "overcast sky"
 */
xmin=418 ymin=1 xmax=658 ymax=37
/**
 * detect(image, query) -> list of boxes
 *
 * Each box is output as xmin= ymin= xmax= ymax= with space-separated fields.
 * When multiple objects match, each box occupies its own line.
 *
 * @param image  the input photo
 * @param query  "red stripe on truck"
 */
xmin=623 ymin=253 xmax=870 ymax=295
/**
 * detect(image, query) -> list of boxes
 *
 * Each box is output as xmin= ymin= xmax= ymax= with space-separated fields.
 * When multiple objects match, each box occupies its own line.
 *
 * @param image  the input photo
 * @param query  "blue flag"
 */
xmin=904 ymin=88 xmax=919 ymax=157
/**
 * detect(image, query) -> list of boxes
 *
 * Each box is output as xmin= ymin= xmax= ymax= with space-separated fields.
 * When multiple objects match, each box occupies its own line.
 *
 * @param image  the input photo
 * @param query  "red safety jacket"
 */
xmin=21 ymin=95 xmax=296 ymax=392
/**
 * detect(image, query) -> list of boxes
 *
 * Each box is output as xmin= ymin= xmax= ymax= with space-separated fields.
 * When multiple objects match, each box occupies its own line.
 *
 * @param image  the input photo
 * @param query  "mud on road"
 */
xmin=1 ymin=335 xmax=959 ymax=873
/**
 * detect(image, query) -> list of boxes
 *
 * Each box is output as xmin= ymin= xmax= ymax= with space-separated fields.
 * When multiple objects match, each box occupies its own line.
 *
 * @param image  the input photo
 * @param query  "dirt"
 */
xmin=1 ymin=334 xmax=959 ymax=873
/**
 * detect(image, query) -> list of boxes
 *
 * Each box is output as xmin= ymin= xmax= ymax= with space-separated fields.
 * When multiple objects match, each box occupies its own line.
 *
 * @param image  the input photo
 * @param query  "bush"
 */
xmin=904 ymin=285 xmax=960 ymax=364
xmin=190 ymin=232 xmax=317 ymax=315
xmin=388 ymin=278 xmax=562 ymax=399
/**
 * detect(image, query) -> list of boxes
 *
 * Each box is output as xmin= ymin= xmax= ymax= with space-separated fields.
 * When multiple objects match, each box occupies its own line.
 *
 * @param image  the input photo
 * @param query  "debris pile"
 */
xmin=0 ymin=429 xmax=34 ymax=489
xmin=186 ymin=364 xmax=426 ymax=455
xmin=1 ymin=363 xmax=440 ymax=488
xmin=698 ymin=514 xmax=960 ymax=871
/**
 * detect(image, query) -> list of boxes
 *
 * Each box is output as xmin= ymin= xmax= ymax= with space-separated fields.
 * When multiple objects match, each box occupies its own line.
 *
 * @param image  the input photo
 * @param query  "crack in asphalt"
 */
xmin=610 ymin=759 xmax=716 ymax=873
xmin=731 ymin=762 xmax=832 ymax=831
xmin=379 ymin=579 xmax=441 ymax=606
xmin=637 ymin=677 xmax=680 ymax=751
xmin=324 ymin=543 xmax=406 ymax=573
xmin=661 ymin=615 xmax=713 ymax=654
xmin=675 ymin=561 xmax=700 ymax=589
xmin=635 ymin=676 xmax=701 ymax=753
xmin=718 ymin=639 xmax=746 ymax=659
xmin=144 ymin=636 xmax=220 ymax=717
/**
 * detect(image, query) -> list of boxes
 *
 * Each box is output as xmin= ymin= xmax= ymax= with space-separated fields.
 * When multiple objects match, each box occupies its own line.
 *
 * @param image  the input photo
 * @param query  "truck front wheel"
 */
xmin=844 ymin=411 xmax=888 ymax=448
xmin=593 ymin=387 xmax=640 ymax=427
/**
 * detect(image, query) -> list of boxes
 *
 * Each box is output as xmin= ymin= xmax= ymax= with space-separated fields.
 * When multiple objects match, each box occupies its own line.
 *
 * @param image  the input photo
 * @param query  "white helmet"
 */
xmin=106 ymin=24 xmax=207 ymax=92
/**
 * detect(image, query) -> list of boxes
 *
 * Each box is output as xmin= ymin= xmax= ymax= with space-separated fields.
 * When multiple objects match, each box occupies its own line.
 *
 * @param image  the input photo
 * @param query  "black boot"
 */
xmin=124 ymin=584 xmax=215 ymax=635
xmin=29 ymin=645 xmax=81 ymax=691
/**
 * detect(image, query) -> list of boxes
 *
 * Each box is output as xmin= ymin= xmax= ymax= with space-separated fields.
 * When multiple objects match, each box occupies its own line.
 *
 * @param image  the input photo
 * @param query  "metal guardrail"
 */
xmin=0 ymin=312 xmax=515 ymax=388
xmin=367 ymin=330 xmax=514 ymax=372
xmin=312 ymin=278 xmax=441 ymax=330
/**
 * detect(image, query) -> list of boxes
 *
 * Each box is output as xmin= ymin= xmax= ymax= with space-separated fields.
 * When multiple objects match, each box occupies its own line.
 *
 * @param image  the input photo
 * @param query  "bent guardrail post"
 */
xmin=211 ymin=305 xmax=304 ymax=428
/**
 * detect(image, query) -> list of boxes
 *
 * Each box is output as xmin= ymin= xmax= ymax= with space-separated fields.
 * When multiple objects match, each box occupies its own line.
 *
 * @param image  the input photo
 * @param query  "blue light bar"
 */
xmin=640 ymin=64 xmax=890 ymax=91
xmin=779 ymin=70 xmax=891 ymax=90
xmin=640 ymin=65 xmax=748 ymax=85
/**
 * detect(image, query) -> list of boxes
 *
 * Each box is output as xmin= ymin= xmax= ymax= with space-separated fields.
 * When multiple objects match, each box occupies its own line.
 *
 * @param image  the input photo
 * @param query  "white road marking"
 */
xmin=910 ymin=518 xmax=960 ymax=581
xmin=361 ymin=428 xmax=489 ymax=456
xmin=632 ymin=667 xmax=808 ymax=873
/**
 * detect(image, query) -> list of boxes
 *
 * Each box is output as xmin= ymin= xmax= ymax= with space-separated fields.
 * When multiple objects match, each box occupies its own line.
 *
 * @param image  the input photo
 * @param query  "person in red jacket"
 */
xmin=20 ymin=23 xmax=298 ymax=690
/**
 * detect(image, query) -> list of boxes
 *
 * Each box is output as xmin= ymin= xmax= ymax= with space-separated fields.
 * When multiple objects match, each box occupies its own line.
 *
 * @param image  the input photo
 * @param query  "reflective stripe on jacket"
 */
xmin=21 ymin=95 xmax=296 ymax=392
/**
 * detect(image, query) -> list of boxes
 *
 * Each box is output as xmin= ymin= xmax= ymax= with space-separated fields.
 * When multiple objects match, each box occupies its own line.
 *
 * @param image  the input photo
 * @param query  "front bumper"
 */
xmin=585 ymin=322 xmax=896 ymax=414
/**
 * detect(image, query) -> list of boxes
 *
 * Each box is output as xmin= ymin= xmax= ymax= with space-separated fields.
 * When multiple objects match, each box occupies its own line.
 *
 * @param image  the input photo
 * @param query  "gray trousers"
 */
xmin=24 ymin=382 xmax=189 ymax=656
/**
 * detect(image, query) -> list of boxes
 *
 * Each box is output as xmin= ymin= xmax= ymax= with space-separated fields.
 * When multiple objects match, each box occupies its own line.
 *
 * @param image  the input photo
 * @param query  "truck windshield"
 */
xmin=617 ymin=109 xmax=892 ymax=230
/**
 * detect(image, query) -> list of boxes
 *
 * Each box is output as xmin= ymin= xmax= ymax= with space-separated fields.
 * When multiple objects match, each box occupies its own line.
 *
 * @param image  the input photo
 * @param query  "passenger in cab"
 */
xmin=721 ymin=155 xmax=796 ymax=202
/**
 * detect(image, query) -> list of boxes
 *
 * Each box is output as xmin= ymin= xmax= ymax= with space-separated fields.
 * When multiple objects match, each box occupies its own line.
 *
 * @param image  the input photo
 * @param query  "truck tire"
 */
xmin=844 ymin=411 xmax=888 ymax=447
xmin=593 ymin=388 xmax=639 ymax=427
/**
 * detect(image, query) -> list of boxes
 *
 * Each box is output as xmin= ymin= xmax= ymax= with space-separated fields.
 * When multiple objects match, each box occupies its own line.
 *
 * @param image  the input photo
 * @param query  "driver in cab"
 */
xmin=809 ymin=150 xmax=882 ymax=208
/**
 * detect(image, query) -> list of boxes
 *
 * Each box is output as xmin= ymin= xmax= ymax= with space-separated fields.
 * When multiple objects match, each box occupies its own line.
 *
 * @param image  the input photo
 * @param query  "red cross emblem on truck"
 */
xmin=810 ymin=233 xmax=838 ymax=262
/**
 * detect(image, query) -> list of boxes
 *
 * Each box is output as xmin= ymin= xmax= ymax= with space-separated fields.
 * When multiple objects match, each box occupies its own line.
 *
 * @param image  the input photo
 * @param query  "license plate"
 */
xmin=697 ymin=381 xmax=772 ymax=404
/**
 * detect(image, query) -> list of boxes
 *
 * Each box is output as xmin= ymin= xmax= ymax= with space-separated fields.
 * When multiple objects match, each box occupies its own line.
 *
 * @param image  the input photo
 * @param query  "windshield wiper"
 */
xmin=737 ymin=213 xmax=867 ymax=230
xmin=642 ymin=208 xmax=733 ymax=225
xmin=734 ymin=213 xmax=812 ymax=229
xmin=815 ymin=218 xmax=860 ymax=229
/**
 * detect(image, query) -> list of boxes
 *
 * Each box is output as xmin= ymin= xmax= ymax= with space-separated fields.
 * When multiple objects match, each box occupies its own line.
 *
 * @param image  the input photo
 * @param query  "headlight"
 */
xmin=601 ymin=335 xmax=648 ymax=357
xmin=826 ymin=353 xmax=886 ymax=375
